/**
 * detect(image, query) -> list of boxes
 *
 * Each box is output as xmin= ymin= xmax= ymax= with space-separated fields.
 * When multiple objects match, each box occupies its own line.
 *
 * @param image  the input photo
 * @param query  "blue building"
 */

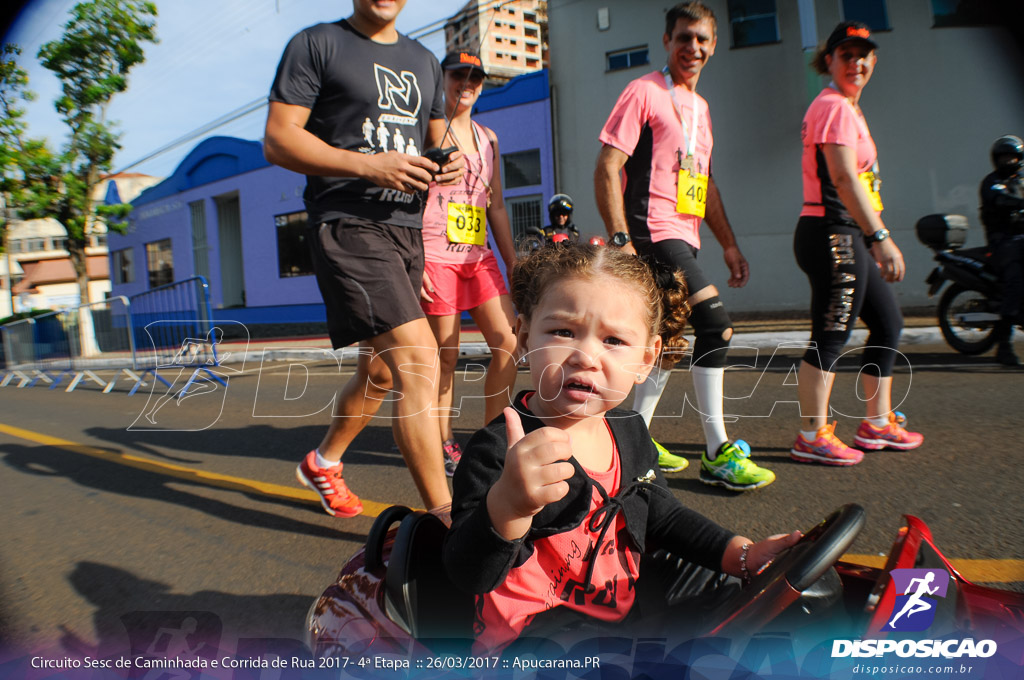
xmin=109 ymin=70 xmax=556 ymax=333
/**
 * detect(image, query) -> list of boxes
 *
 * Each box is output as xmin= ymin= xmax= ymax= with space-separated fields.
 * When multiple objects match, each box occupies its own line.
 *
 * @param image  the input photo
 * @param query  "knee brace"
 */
xmin=690 ymin=296 xmax=733 ymax=368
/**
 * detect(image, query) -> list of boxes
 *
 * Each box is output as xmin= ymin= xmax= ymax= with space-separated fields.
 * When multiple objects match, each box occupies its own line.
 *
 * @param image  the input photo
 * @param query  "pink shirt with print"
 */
xmin=599 ymin=70 xmax=713 ymax=249
xmin=474 ymin=421 xmax=639 ymax=651
xmin=422 ymin=120 xmax=497 ymax=264
xmin=800 ymin=86 xmax=880 ymax=219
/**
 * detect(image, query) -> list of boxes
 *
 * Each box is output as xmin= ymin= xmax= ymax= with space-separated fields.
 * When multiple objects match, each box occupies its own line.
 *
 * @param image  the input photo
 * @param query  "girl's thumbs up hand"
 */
xmin=487 ymin=407 xmax=576 ymax=540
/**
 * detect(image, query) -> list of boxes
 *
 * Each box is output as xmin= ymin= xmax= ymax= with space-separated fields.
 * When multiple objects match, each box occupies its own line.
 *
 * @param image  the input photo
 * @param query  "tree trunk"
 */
xmin=68 ymin=236 xmax=90 ymax=305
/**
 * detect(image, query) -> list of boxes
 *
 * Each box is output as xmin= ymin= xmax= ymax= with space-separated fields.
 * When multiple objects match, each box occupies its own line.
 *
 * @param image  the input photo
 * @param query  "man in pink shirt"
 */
xmin=594 ymin=1 xmax=775 ymax=491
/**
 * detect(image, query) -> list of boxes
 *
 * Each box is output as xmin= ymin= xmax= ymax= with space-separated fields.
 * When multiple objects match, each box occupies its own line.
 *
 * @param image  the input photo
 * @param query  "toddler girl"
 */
xmin=443 ymin=242 xmax=800 ymax=649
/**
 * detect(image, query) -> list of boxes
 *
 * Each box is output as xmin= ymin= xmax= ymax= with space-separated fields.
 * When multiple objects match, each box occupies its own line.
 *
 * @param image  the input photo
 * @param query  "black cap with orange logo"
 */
xmin=824 ymin=21 xmax=878 ymax=53
xmin=440 ymin=51 xmax=487 ymax=76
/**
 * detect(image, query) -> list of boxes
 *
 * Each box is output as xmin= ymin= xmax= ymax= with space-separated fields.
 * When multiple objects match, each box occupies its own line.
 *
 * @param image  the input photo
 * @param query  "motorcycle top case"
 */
xmin=916 ymin=214 xmax=968 ymax=250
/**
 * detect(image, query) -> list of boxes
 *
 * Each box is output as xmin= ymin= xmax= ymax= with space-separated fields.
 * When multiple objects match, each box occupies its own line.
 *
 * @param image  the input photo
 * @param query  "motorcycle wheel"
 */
xmin=937 ymin=284 xmax=998 ymax=355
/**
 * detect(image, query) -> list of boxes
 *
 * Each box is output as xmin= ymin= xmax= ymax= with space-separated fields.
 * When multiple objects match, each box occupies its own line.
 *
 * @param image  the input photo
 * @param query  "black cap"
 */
xmin=824 ymin=21 xmax=878 ymax=54
xmin=440 ymin=51 xmax=487 ymax=76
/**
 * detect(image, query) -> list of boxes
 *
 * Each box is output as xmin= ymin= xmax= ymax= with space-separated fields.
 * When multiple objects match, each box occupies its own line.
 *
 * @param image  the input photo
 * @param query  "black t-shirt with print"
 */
xmin=270 ymin=20 xmax=445 ymax=227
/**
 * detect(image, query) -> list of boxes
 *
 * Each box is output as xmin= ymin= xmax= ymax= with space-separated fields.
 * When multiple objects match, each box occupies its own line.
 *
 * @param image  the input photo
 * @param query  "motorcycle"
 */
xmin=915 ymin=213 xmax=1021 ymax=355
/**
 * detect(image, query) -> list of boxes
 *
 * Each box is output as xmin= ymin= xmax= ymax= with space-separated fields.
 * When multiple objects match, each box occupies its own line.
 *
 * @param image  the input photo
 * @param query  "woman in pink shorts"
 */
xmin=421 ymin=52 xmax=518 ymax=476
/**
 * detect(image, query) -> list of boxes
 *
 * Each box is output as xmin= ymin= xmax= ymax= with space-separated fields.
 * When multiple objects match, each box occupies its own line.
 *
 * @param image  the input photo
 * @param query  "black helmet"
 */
xmin=548 ymin=193 xmax=573 ymax=222
xmin=991 ymin=135 xmax=1024 ymax=173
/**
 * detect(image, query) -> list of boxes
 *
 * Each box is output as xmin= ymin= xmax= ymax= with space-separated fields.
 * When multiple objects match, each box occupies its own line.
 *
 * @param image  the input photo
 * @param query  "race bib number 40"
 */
xmin=676 ymin=169 xmax=708 ymax=218
xmin=446 ymin=202 xmax=486 ymax=246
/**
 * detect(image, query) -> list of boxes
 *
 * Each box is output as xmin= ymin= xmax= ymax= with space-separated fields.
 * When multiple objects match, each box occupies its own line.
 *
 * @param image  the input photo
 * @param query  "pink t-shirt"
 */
xmin=474 ymin=421 xmax=640 ymax=651
xmin=422 ymin=121 xmax=497 ymax=264
xmin=800 ymin=86 xmax=880 ymax=220
xmin=599 ymin=70 xmax=713 ymax=248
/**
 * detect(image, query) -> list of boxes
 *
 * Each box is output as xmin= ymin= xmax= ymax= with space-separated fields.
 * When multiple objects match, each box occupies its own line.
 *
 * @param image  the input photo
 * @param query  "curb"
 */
xmin=233 ymin=326 xmax=946 ymax=365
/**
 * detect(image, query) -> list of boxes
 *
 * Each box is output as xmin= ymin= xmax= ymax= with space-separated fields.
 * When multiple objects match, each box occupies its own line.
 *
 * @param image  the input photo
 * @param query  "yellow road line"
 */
xmin=0 ymin=422 xmax=397 ymax=518
xmin=843 ymin=554 xmax=1024 ymax=584
xmin=1 ymin=423 xmax=1022 ymax=582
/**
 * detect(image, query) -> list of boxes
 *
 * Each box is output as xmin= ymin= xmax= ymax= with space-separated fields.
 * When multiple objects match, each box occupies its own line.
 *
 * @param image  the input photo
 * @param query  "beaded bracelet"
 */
xmin=739 ymin=542 xmax=752 ymax=584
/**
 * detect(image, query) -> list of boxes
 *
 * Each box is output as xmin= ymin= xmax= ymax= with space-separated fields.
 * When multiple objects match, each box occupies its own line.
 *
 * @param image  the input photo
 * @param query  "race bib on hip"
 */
xmin=446 ymin=202 xmax=487 ymax=246
xmin=676 ymin=168 xmax=708 ymax=218
xmin=858 ymin=170 xmax=884 ymax=212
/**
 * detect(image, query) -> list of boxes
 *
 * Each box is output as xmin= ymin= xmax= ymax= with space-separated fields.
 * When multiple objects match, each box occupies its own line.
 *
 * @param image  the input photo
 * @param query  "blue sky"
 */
xmin=5 ymin=0 xmax=470 ymax=179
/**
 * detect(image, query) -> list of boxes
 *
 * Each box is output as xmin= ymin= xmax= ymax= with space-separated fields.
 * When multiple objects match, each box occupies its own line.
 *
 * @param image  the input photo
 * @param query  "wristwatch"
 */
xmin=610 ymin=231 xmax=631 ymax=248
xmin=864 ymin=228 xmax=890 ymax=245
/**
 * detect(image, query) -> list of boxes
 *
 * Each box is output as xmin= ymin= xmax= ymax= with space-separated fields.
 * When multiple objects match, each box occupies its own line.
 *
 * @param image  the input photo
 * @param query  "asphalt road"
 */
xmin=1 ymin=341 xmax=1022 ymax=659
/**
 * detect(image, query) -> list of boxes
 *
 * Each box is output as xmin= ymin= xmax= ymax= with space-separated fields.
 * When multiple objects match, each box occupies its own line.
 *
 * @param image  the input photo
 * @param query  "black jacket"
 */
xmin=980 ymin=169 xmax=1024 ymax=243
xmin=443 ymin=391 xmax=735 ymax=594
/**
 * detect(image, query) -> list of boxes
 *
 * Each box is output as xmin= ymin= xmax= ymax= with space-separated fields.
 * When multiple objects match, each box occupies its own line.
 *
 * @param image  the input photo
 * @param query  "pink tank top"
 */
xmin=422 ymin=121 xmax=495 ymax=264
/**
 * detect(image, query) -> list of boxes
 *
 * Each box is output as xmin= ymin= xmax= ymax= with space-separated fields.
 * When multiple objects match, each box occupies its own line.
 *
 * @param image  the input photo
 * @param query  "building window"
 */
xmin=606 ymin=46 xmax=650 ymax=72
xmin=524 ymin=12 xmax=537 ymax=23
xmin=929 ymin=0 xmax=1000 ymax=27
xmin=503 ymin=149 xmax=543 ymax=189
xmin=505 ymin=6 xmax=515 ymax=14
xmin=112 ymin=248 xmax=134 ymax=285
xmin=275 ymin=211 xmax=314 ymax=278
xmin=727 ymin=0 xmax=780 ymax=47
xmin=525 ymin=26 xmax=538 ymax=37
xmin=526 ymin=58 xmax=539 ymax=67
xmin=507 ymin=194 xmax=543 ymax=241
xmin=145 ymin=238 xmax=174 ymax=288
xmin=842 ymin=0 xmax=890 ymax=30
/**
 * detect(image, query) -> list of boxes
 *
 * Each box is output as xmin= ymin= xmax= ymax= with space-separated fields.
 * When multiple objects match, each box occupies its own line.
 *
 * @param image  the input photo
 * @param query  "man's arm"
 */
xmin=264 ymin=101 xmax=438 ymax=192
xmin=705 ymin=175 xmax=749 ymax=287
xmin=594 ymin=144 xmax=636 ymax=254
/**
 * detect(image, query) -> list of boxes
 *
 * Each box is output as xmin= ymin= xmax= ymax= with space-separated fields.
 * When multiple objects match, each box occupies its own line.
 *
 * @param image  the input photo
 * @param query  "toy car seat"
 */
xmin=382 ymin=510 xmax=475 ymax=641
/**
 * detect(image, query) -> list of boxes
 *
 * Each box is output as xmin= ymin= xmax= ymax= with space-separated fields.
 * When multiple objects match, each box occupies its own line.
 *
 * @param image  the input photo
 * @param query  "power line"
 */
xmin=113 ymin=1 xmax=513 ymax=175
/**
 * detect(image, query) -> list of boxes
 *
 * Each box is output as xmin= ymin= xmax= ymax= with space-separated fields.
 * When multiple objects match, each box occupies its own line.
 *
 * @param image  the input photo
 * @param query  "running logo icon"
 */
xmin=883 ymin=568 xmax=950 ymax=632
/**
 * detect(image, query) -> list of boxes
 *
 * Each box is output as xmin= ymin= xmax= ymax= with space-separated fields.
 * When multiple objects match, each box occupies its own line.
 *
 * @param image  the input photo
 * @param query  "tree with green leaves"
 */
xmin=28 ymin=0 xmax=158 ymax=304
xmin=1 ymin=44 xmax=56 ymax=311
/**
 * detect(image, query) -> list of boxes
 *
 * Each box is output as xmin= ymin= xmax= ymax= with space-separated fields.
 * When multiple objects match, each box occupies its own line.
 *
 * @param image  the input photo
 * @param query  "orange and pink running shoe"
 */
xmin=790 ymin=422 xmax=864 ymax=466
xmin=296 ymin=450 xmax=364 ymax=518
xmin=853 ymin=413 xmax=924 ymax=451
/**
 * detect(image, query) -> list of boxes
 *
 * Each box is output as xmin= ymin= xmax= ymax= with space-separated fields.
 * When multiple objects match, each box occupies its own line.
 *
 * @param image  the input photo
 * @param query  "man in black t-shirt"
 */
xmin=265 ymin=0 xmax=463 ymax=514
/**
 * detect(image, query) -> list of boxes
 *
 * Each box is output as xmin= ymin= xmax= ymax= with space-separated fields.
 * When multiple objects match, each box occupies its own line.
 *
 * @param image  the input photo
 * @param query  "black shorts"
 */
xmin=309 ymin=218 xmax=425 ymax=349
xmin=631 ymin=235 xmax=712 ymax=297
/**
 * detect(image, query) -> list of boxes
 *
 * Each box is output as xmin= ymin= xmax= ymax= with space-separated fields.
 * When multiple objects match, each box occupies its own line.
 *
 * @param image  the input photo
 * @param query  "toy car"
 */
xmin=305 ymin=504 xmax=1024 ymax=672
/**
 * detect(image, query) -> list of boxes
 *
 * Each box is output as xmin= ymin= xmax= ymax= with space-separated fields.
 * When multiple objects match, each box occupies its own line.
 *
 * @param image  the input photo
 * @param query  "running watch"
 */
xmin=864 ymin=228 xmax=890 ymax=245
xmin=610 ymin=231 xmax=631 ymax=247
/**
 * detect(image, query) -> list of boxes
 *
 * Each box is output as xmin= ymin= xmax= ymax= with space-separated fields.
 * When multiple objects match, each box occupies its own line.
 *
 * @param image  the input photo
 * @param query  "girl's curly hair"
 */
xmin=510 ymin=243 xmax=690 ymax=367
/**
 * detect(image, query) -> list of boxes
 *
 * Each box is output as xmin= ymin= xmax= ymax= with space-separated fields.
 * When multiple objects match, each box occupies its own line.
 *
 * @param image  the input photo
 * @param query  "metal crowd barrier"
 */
xmin=126 ymin=276 xmax=226 ymax=397
xmin=0 ymin=275 xmax=224 ymax=396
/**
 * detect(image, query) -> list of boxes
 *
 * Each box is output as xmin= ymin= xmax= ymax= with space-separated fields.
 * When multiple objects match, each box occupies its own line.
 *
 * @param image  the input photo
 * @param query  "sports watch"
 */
xmin=864 ymin=228 xmax=890 ymax=245
xmin=610 ymin=231 xmax=631 ymax=248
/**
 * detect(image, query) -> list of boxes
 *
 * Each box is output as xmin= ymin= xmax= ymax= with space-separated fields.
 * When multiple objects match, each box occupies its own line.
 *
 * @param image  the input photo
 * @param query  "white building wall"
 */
xmin=549 ymin=0 xmax=1024 ymax=312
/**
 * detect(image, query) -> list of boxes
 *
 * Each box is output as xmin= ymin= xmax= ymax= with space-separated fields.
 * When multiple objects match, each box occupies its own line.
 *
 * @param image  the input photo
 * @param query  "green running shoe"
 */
xmin=653 ymin=438 xmax=688 ymax=473
xmin=700 ymin=440 xmax=775 ymax=491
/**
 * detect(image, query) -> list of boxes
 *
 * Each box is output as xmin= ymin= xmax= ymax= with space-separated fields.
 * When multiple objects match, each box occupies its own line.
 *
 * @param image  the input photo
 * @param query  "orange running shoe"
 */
xmin=854 ymin=413 xmax=924 ymax=451
xmin=790 ymin=422 xmax=864 ymax=466
xmin=296 ymin=450 xmax=364 ymax=518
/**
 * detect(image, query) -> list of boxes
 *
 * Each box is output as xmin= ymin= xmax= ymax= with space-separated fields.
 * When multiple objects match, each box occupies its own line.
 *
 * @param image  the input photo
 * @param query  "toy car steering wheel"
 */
xmin=708 ymin=503 xmax=865 ymax=636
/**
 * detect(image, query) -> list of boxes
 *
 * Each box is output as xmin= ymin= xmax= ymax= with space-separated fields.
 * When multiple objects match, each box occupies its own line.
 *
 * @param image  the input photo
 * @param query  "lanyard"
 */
xmin=447 ymin=120 xmax=492 ymax=204
xmin=663 ymin=66 xmax=699 ymax=159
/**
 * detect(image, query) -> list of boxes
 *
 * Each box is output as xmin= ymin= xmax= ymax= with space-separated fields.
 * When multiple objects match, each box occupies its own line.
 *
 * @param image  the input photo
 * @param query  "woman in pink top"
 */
xmin=421 ymin=52 xmax=518 ymax=476
xmin=790 ymin=22 xmax=922 ymax=467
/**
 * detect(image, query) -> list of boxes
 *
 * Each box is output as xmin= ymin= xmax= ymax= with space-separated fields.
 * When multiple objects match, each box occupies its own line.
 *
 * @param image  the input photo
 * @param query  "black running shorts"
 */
xmin=309 ymin=218 xmax=426 ymax=349
xmin=631 ymin=235 xmax=712 ymax=297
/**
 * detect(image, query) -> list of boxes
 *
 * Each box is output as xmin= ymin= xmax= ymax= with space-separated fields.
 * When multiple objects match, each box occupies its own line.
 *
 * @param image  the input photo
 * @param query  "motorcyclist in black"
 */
xmin=980 ymin=134 xmax=1024 ymax=366
xmin=539 ymin=193 xmax=580 ymax=242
